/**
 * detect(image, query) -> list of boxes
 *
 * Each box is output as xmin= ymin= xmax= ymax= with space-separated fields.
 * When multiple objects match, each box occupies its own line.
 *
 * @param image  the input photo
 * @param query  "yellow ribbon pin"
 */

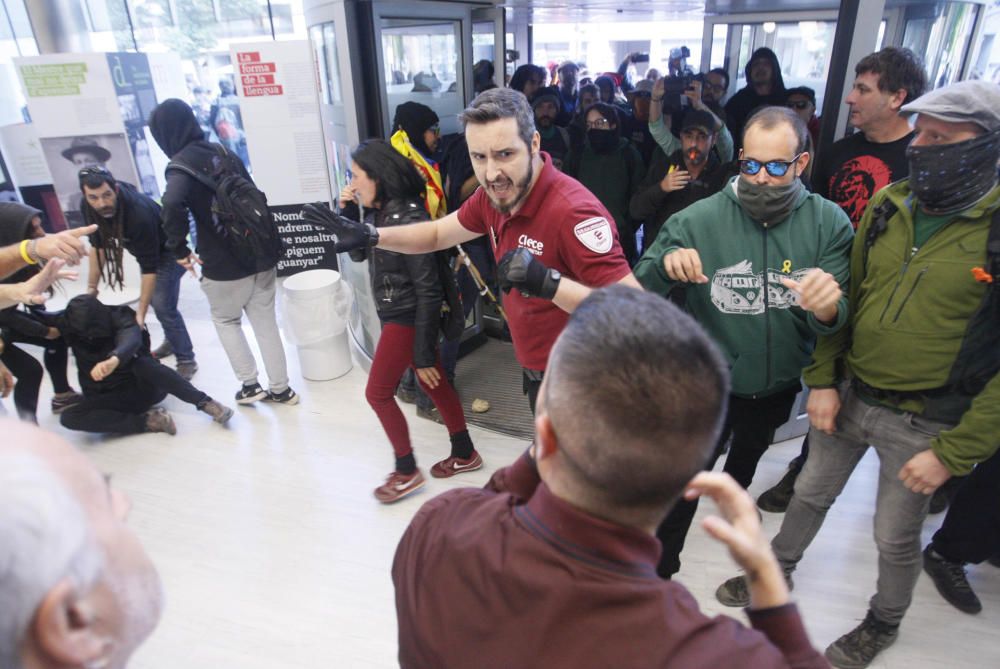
xmin=781 ymin=260 xmax=792 ymax=274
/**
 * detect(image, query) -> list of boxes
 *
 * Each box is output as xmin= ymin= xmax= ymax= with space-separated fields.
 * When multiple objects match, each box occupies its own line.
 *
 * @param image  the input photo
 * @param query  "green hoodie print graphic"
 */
xmin=711 ymin=260 xmax=815 ymax=315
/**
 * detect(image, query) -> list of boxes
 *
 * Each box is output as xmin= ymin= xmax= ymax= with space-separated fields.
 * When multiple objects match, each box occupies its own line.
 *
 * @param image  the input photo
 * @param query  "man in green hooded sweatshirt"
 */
xmin=634 ymin=106 xmax=853 ymax=581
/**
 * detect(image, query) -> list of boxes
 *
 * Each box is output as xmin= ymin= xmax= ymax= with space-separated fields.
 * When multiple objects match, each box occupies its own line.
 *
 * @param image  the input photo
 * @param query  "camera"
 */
xmin=662 ymin=71 xmax=704 ymax=114
xmin=632 ymin=53 xmax=650 ymax=63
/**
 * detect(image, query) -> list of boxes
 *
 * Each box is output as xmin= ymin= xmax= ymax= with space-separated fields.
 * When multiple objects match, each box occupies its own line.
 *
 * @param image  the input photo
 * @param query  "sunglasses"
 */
xmin=739 ymin=153 xmax=804 ymax=177
xmin=786 ymin=100 xmax=812 ymax=110
xmin=78 ymin=166 xmax=115 ymax=187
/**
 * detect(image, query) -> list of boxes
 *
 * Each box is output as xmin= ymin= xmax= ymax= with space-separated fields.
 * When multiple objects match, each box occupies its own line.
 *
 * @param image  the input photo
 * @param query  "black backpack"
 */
xmin=167 ymin=145 xmax=283 ymax=272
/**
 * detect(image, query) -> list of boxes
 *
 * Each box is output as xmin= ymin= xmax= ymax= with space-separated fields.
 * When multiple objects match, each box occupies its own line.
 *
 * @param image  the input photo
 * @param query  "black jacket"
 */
xmin=82 ymin=181 xmax=166 ymax=274
xmin=47 ymin=295 xmax=149 ymax=396
xmin=0 ymin=202 xmax=50 ymax=339
xmin=343 ymin=198 xmax=443 ymax=368
xmin=724 ymin=47 xmax=787 ymax=152
xmin=149 ymin=98 xmax=257 ymax=281
xmin=630 ymin=147 xmax=733 ymax=251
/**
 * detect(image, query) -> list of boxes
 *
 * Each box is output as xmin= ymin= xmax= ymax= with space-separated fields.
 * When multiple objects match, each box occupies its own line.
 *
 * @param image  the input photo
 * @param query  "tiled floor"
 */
xmin=15 ymin=276 xmax=1000 ymax=668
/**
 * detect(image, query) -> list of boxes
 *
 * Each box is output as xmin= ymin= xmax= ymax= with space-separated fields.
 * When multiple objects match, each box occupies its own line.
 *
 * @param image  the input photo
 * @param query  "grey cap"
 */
xmin=901 ymin=80 xmax=1000 ymax=132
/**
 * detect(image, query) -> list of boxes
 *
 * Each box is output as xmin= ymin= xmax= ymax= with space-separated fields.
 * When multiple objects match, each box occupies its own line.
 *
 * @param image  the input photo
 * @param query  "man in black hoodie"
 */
xmin=148 ymin=98 xmax=298 ymax=407
xmin=80 ymin=167 xmax=198 ymax=380
xmin=51 ymin=294 xmax=232 ymax=435
xmin=725 ymin=48 xmax=787 ymax=153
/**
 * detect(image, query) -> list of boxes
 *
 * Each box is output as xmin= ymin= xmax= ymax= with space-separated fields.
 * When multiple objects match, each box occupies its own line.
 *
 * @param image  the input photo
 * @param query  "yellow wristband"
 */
xmin=19 ymin=239 xmax=37 ymax=265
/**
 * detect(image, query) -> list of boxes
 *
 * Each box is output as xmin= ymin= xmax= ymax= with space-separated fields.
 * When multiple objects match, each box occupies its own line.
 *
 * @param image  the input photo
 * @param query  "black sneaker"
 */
xmin=236 ymin=382 xmax=268 ymax=405
xmin=715 ymin=572 xmax=794 ymax=607
xmin=922 ymin=546 xmax=982 ymax=614
xmin=757 ymin=465 xmax=799 ymax=513
xmin=266 ymin=387 xmax=300 ymax=405
xmin=824 ymin=611 xmax=898 ymax=669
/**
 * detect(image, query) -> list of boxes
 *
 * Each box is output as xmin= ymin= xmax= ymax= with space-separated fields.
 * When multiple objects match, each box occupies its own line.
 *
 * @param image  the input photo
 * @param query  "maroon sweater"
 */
xmin=392 ymin=454 xmax=829 ymax=669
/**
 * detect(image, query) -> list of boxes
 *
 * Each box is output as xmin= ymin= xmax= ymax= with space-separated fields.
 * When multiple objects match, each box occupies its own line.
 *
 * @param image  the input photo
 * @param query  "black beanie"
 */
xmin=392 ymin=101 xmax=439 ymax=156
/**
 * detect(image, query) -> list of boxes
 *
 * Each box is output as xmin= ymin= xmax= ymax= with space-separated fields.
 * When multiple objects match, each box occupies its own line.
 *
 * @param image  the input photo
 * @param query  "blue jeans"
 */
xmin=771 ymin=383 xmax=948 ymax=625
xmin=152 ymin=253 xmax=195 ymax=363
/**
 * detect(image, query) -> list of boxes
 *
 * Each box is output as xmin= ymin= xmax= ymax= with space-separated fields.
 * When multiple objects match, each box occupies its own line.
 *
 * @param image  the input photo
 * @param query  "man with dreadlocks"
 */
xmin=80 ymin=167 xmax=198 ymax=381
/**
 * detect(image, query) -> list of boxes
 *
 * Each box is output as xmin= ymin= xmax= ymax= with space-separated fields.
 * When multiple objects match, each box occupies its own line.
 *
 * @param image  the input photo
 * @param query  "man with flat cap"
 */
xmin=715 ymin=79 xmax=1000 ymax=669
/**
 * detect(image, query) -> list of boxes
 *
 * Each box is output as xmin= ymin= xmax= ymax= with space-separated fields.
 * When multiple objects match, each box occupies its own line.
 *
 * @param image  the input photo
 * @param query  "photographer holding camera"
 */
xmin=649 ymin=67 xmax=734 ymax=163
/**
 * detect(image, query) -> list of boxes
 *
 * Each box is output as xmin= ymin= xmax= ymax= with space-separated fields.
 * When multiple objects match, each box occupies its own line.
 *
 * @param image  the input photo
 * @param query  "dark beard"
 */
xmin=487 ymin=160 xmax=534 ymax=214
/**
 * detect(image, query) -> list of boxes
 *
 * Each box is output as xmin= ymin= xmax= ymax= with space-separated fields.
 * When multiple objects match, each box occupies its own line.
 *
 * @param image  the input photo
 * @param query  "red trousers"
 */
xmin=365 ymin=322 xmax=468 ymax=459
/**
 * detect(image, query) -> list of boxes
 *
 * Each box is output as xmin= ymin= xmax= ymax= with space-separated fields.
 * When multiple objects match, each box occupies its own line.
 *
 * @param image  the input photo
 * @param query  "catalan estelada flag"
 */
xmin=390 ymin=129 xmax=447 ymax=219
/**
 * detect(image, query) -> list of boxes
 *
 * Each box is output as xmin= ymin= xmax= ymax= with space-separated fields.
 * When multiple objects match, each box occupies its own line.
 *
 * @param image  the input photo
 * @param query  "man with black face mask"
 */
xmin=564 ymin=102 xmax=645 ymax=264
xmin=715 ymin=81 xmax=1000 ymax=669
xmin=635 ymin=106 xmax=853 ymax=582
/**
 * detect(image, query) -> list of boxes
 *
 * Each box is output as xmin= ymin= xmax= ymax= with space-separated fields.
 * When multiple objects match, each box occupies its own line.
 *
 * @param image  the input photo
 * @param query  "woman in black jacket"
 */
xmin=340 ymin=140 xmax=481 ymax=504
xmin=0 ymin=203 xmax=81 ymax=421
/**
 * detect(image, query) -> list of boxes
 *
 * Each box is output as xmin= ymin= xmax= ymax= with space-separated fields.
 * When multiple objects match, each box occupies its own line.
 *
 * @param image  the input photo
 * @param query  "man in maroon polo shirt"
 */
xmin=303 ymin=88 xmax=637 ymax=411
xmin=392 ymin=287 xmax=828 ymax=668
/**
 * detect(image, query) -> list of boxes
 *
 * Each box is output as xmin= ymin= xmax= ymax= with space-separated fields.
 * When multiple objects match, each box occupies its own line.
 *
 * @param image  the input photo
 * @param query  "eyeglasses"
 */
xmin=586 ymin=118 xmax=612 ymax=130
xmin=704 ymin=82 xmax=726 ymax=93
xmin=739 ymin=153 xmax=803 ymax=177
xmin=429 ymin=124 xmax=441 ymax=135
xmin=786 ymin=101 xmax=812 ymax=110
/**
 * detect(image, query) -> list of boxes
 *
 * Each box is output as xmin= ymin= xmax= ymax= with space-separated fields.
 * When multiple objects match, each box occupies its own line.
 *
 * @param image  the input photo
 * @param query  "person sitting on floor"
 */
xmin=48 ymin=295 xmax=233 ymax=436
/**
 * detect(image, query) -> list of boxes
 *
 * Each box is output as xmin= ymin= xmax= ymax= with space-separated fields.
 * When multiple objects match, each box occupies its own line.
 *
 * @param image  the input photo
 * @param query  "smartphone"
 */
xmin=633 ymin=53 xmax=650 ymax=63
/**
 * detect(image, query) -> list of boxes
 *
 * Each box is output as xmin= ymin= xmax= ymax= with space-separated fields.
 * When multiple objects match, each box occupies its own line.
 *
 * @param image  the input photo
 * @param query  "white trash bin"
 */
xmin=282 ymin=269 xmax=352 ymax=381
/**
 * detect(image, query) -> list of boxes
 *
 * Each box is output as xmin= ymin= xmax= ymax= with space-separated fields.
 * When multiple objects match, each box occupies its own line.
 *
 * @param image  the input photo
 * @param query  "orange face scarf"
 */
xmin=390 ymin=129 xmax=447 ymax=219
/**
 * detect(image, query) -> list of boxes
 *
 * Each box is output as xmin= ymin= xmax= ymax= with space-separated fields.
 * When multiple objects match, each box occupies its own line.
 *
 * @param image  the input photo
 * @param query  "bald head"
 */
xmin=0 ymin=421 xmax=162 ymax=669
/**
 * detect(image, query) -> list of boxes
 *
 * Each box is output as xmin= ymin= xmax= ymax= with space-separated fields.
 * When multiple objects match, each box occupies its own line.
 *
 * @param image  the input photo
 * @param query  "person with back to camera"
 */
xmin=315 ymin=139 xmax=482 ymax=504
xmin=393 ymin=286 xmax=830 ymax=668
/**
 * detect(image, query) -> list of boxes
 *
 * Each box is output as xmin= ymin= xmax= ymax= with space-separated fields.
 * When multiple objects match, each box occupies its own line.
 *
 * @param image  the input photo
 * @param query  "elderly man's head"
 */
xmin=0 ymin=421 xmax=162 ymax=669
xmin=533 ymin=287 xmax=729 ymax=531
xmin=901 ymin=79 xmax=1000 ymax=214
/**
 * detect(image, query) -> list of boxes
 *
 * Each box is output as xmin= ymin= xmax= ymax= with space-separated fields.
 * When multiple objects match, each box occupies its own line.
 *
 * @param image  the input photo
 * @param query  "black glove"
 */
xmin=498 ymin=248 xmax=561 ymax=300
xmin=301 ymin=202 xmax=379 ymax=253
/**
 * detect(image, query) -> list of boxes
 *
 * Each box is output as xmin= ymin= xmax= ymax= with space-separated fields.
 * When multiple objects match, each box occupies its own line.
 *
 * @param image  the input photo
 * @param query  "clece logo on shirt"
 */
xmin=573 ymin=217 xmax=613 ymax=254
xmin=518 ymin=233 xmax=545 ymax=255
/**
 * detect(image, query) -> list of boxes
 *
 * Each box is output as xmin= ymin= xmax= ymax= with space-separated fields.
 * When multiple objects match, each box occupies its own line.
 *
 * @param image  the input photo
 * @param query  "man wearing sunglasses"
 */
xmin=634 ymin=106 xmax=853 ymax=581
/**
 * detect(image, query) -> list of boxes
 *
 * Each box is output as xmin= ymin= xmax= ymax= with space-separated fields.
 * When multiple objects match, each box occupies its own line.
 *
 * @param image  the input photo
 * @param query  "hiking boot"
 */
xmin=50 ymin=391 xmax=83 ymax=415
xmin=416 ymin=405 xmax=444 ymax=424
xmin=235 ymin=382 xmax=268 ymax=405
xmin=716 ymin=572 xmax=793 ymax=608
xmin=757 ymin=466 xmax=799 ymax=513
xmin=199 ymin=400 xmax=234 ymax=425
xmin=824 ymin=611 xmax=898 ymax=669
xmin=144 ymin=408 xmax=176 ymax=435
xmin=152 ymin=341 xmax=174 ymax=359
xmin=266 ymin=387 xmax=300 ymax=405
xmin=374 ymin=469 xmax=426 ymax=504
xmin=431 ymin=451 xmax=484 ymax=479
xmin=922 ymin=546 xmax=982 ymax=614
xmin=175 ymin=360 xmax=198 ymax=381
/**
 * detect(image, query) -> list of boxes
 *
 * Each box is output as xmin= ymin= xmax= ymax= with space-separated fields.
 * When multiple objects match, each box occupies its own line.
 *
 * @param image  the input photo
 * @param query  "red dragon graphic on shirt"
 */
xmin=827 ymin=156 xmax=894 ymax=228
